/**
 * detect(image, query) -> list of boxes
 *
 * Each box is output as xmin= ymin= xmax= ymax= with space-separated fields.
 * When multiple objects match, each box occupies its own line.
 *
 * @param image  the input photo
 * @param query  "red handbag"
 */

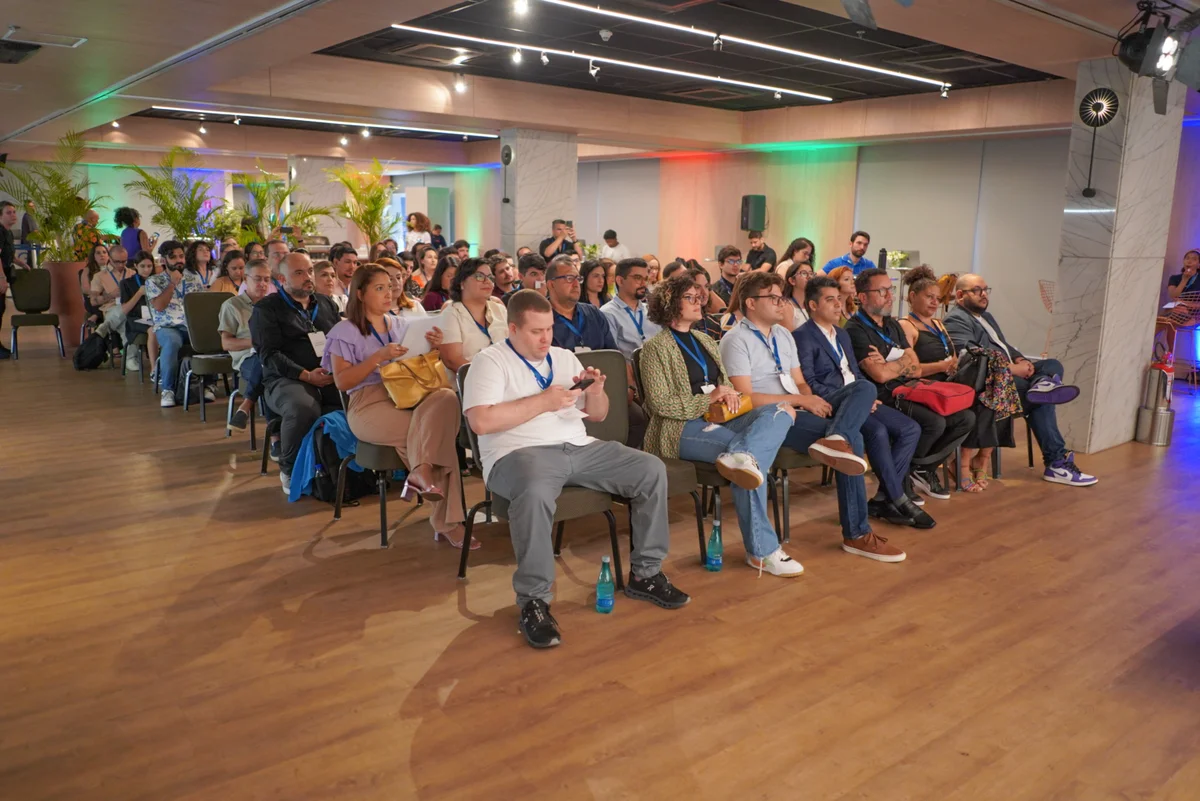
xmin=892 ymin=380 xmax=975 ymax=415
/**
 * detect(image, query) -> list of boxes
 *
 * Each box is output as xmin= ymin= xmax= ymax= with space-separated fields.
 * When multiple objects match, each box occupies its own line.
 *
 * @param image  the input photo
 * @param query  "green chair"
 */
xmin=182 ymin=292 xmax=235 ymax=421
xmin=455 ymin=363 xmax=624 ymax=587
xmin=8 ymin=269 xmax=65 ymax=359
xmin=579 ymin=349 xmax=708 ymax=563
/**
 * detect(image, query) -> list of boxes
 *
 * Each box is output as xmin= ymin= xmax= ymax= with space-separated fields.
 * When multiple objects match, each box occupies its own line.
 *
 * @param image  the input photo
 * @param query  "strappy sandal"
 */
xmin=967 ymin=467 xmax=990 ymax=491
xmin=434 ymin=524 xmax=481 ymax=550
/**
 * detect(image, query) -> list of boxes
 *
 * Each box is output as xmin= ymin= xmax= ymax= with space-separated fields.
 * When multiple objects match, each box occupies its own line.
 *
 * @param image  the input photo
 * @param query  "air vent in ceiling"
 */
xmin=385 ymin=41 xmax=482 ymax=66
xmin=0 ymin=41 xmax=39 ymax=64
xmin=888 ymin=53 xmax=1003 ymax=73
xmin=3 ymin=26 xmax=87 ymax=49
xmin=665 ymin=86 xmax=749 ymax=102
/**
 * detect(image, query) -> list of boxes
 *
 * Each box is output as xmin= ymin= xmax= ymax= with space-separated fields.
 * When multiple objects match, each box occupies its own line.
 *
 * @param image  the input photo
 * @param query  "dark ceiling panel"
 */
xmin=318 ymin=0 xmax=1056 ymax=112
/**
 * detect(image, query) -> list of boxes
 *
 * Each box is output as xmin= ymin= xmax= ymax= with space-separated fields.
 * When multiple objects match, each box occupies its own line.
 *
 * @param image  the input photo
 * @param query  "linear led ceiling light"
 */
xmin=390 ymin=24 xmax=834 ymax=101
xmin=537 ymin=0 xmax=948 ymax=91
xmin=148 ymin=105 xmax=499 ymax=139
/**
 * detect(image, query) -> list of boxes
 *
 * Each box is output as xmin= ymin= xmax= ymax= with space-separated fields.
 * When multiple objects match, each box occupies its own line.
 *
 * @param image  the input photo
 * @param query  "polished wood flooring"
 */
xmin=4 ymin=328 xmax=1200 ymax=801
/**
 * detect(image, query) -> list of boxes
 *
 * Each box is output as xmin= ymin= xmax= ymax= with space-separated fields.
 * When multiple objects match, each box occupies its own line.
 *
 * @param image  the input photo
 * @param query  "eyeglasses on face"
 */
xmin=624 ymin=274 xmax=649 ymax=284
xmin=549 ymin=274 xmax=581 ymax=284
xmin=725 ymin=258 xmax=743 ymax=266
xmin=681 ymin=293 xmax=704 ymax=304
xmin=748 ymin=294 xmax=785 ymax=306
xmin=796 ymin=270 xmax=814 ymax=278
xmin=962 ymin=286 xmax=993 ymax=296
xmin=468 ymin=272 xmax=496 ymax=284
xmin=110 ymin=260 xmax=127 ymax=266
xmin=862 ymin=286 xmax=893 ymax=297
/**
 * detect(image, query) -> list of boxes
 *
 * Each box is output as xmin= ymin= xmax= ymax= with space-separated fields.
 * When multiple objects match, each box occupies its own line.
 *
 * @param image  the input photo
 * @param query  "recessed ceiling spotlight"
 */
xmin=150 ymin=104 xmax=499 ymax=140
xmin=233 ymin=116 xmax=241 ymax=125
xmin=361 ymin=127 xmax=371 ymax=138
xmin=599 ymin=29 xmax=612 ymax=42
xmin=463 ymin=135 xmax=469 ymax=141
xmin=512 ymin=48 xmax=523 ymax=64
xmin=774 ymin=91 xmax=782 ymax=100
xmin=514 ymin=0 xmax=529 ymax=15
xmin=713 ymin=35 xmax=723 ymax=51
xmin=939 ymin=85 xmax=949 ymax=99
xmin=454 ymin=75 xmax=467 ymax=93
xmin=198 ymin=124 xmax=207 ymax=134
xmin=540 ymin=51 xmax=549 ymax=65
xmin=588 ymin=59 xmax=599 ymax=79
xmin=339 ymin=135 xmax=349 ymax=146
xmin=110 ymin=121 xmax=119 ymax=128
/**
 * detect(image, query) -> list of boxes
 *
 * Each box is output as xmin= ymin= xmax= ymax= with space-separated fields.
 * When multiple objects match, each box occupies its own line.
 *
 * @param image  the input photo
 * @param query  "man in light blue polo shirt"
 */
xmin=822 ymin=230 xmax=876 ymax=276
xmin=601 ymin=257 xmax=661 ymax=363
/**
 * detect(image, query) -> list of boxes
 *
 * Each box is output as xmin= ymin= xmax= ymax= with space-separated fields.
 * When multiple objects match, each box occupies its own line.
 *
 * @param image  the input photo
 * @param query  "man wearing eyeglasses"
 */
xmin=846 ymin=268 xmax=970 ymax=510
xmin=943 ymin=274 xmax=1097 ymax=487
xmin=601 ymin=258 xmax=662 ymax=363
xmin=712 ymin=245 xmax=745 ymax=305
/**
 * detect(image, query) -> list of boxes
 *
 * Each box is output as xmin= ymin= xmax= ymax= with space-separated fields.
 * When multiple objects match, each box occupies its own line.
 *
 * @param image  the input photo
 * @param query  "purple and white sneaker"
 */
xmin=1026 ymin=375 xmax=1080 ymax=405
xmin=1043 ymin=453 xmax=1098 ymax=487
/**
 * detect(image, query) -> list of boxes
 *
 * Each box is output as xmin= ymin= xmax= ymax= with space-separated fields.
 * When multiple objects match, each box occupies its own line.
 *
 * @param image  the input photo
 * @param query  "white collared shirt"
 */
xmin=818 ymin=322 xmax=857 ymax=385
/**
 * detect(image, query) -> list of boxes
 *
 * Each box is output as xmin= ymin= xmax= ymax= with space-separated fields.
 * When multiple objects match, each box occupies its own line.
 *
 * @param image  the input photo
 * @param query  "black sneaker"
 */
xmin=895 ymin=497 xmax=936 ymax=529
xmin=228 ymin=409 xmax=249 ymax=431
xmin=624 ymin=571 xmax=690 ymax=609
xmin=518 ymin=599 xmax=561 ymax=649
xmin=269 ymin=441 xmax=281 ymax=463
xmin=911 ymin=469 xmax=951 ymax=501
xmin=902 ymin=474 xmax=926 ymax=507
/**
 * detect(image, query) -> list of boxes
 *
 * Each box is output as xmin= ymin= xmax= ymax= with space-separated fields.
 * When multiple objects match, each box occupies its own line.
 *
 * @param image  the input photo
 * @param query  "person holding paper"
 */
xmin=322 ymin=264 xmax=469 ymax=549
xmin=119 ymin=250 xmax=159 ymax=372
xmin=251 ymin=252 xmax=342 ymax=495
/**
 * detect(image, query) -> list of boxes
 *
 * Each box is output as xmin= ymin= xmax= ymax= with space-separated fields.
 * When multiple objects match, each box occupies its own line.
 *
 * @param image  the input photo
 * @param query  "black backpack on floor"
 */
xmin=309 ymin=422 xmax=377 ymax=505
xmin=72 ymin=333 xmax=108 ymax=371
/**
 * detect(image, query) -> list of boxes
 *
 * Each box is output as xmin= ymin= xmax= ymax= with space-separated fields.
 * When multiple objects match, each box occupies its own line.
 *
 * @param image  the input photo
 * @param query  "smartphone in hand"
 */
xmin=569 ymin=378 xmax=595 ymax=391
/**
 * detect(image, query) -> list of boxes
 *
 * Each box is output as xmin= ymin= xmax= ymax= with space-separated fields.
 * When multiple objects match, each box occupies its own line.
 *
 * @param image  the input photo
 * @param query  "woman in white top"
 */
xmin=379 ymin=257 xmax=427 ymax=319
xmin=438 ymin=257 xmax=508 ymax=378
xmin=782 ymin=261 xmax=815 ymax=331
xmin=404 ymin=212 xmax=433 ymax=253
xmin=773 ymin=237 xmax=815 ymax=279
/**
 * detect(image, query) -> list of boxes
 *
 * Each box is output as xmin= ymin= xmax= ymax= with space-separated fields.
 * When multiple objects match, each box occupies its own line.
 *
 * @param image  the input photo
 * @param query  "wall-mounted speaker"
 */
xmin=740 ymin=195 xmax=766 ymax=231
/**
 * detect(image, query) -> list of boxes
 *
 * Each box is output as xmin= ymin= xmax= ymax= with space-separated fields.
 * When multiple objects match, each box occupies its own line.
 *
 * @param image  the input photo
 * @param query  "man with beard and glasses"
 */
xmin=601 ymin=257 xmax=662 ymax=363
xmin=251 ymin=252 xmax=342 ymax=495
xmin=822 ymin=230 xmax=876 ymax=276
xmin=146 ymin=239 xmax=208 ymax=407
xmin=943 ymin=273 xmax=1097 ymax=488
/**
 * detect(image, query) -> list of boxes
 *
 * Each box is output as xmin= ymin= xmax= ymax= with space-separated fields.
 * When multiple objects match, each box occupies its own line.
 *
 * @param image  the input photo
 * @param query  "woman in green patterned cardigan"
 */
xmin=640 ymin=273 xmax=805 ymax=577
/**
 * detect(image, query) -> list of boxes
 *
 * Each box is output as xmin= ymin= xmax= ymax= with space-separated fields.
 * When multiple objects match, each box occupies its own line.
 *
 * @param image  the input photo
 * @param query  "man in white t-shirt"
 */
xmin=462 ymin=290 xmax=690 ymax=649
xmin=600 ymin=229 xmax=632 ymax=262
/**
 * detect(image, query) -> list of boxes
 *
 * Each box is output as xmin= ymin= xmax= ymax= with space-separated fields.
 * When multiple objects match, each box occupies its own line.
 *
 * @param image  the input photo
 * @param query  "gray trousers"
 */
xmin=488 ymin=440 xmax=670 ymax=608
xmin=264 ymin=378 xmax=341 ymax=475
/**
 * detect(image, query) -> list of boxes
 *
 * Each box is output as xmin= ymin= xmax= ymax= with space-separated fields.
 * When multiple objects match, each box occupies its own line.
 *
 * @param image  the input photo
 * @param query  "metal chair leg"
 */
xmin=226 ymin=389 xmax=241 ymax=438
xmin=781 ymin=470 xmax=791 ymax=543
xmin=183 ymin=369 xmax=193 ymax=411
xmin=627 ymin=505 xmax=635 ymax=552
xmin=1027 ymin=419 xmax=1035 ymax=468
xmin=378 ymin=472 xmax=389 ymax=548
xmin=768 ymin=471 xmax=781 ymax=543
xmin=52 ymin=328 xmax=62 ymax=358
xmin=484 ymin=488 xmax=493 ymax=523
xmin=554 ymin=521 xmax=565 ymax=557
xmin=248 ymin=404 xmax=257 ymax=452
xmin=459 ymin=500 xmax=491 ymax=579
xmin=333 ymin=455 xmax=353 ymax=521
xmin=604 ymin=510 xmax=624 ymax=591
xmin=713 ymin=488 xmax=722 ymax=530
xmin=700 ymin=486 xmax=709 ymax=520
xmin=691 ymin=490 xmax=707 ymax=564
xmin=10 ymin=328 xmax=17 ymax=360
xmin=992 ymin=445 xmax=1002 ymax=479
xmin=222 ymin=373 xmax=231 ymax=396
xmin=199 ymin=376 xmax=207 ymax=422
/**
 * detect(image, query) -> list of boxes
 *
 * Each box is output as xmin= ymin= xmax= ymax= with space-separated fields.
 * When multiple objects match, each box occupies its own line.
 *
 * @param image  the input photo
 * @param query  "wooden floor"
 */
xmin=4 ymin=326 xmax=1200 ymax=801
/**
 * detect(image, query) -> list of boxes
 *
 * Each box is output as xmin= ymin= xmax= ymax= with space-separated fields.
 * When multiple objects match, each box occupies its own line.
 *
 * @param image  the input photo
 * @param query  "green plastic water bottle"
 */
xmin=596 ymin=556 xmax=615 ymax=613
xmin=706 ymin=520 xmax=723 ymax=572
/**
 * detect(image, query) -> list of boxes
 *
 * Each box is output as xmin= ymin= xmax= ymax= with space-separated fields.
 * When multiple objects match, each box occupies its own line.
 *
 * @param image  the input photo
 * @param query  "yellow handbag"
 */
xmin=379 ymin=352 xmax=451 ymax=409
xmin=704 ymin=392 xmax=753 ymax=423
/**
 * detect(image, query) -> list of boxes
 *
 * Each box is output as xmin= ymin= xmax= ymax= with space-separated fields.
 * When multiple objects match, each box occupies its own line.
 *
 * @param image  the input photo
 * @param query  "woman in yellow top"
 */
xmin=209 ymin=249 xmax=245 ymax=295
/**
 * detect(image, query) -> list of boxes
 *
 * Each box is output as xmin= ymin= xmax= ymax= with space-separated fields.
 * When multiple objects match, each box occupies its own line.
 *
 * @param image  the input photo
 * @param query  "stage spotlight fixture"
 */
xmin=713 ymin=35 xmax=723 ymax=51
xmin=540 ymin=51 xmax=549 ymax=65
xmin=198 ymin=124 xmax=207 ymax=134
xmin=588 ymin=59 xmax=599 ymax=79
xmin=111 ymin=121 xmax=119 ymax=128
xmin=361 ymin=128 xmax=371 ymax=138
xmin=773 ymin=91 xmax=782 ymax=99
xmin=339 ymin=135 xmax=349 ymax=146
xmin=599 ymin=29 xmax=612 ymax=42
xmin=940 ymin=84 xmax=949 ymax=98
xmin=512 ymin=48 xmax=523 ymax=64
xmin=454 ymin=75 xmax=467 ymax=93
xmin=514 ymin=0 xmax=529 ymax=15
xmin=233 ymin=117 xmax=241 ymax=125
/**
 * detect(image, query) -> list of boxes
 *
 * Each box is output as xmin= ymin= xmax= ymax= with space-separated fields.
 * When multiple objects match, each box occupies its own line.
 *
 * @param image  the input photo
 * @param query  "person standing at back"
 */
xmin=540 ymin=219 xmax=584 ymax=261
xmin=115 ymin=207 xmax=152 ymax=261
xmin=822 ymin=231 xmax=877 ymax=276
xmin=600 ymin=229 xmax=631 ymax=262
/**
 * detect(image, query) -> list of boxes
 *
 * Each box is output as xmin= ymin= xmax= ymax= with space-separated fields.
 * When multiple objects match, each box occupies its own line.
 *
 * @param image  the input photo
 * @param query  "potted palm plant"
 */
xmin=326 ymin=159 xmax=398 ymax=249
xmin=234 ymin=165 xmax=331 ymax=245
xmin=119 ymin=147 xmax=222 ymax=241
xmin=0 ymin=131 xmax=105 ymax=346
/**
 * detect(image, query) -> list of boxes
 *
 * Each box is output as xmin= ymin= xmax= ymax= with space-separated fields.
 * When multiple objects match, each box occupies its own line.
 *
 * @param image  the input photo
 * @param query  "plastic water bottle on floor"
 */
xmin=706 ymin=520 xmax=723 ymax=572
xmin=596 ymin=556 xmax=615 ymax=614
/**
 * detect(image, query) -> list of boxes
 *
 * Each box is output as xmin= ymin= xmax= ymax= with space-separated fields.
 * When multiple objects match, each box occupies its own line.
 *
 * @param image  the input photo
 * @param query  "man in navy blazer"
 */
xmin=942 ymin=273 xmax=1096 ymax=487
xmin=795 ymin=277 xmax=932 ymax=528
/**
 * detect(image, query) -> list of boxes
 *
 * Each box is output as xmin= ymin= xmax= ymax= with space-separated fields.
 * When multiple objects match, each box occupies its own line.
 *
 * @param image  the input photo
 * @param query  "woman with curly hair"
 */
xmin=115 ymin=207 xmax=152 ymax=260
xmin=185 ymin=240 xmax=216 ymax=288
xmin=405 ymin=212 xmax=433 ymax=253
xmin=638 ymin=272 xmax=801 ymax=577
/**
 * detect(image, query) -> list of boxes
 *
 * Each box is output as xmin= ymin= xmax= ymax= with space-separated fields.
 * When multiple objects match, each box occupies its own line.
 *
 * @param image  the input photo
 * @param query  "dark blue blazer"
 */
xmin=794 ymin=320 xmax=864 ymax=399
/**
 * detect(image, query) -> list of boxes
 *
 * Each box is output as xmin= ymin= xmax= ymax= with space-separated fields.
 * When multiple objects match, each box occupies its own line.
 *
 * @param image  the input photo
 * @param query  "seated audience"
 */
xmin=250 ymin=253 xmax=342 ymax=494
xmin=601 ymin=258 xmax=662 ymax=362
xmin=503 ymin=253 xmax=547 ymax=305
xmin=489 ymin=252 xmax=516 ymax=299
xmin=822 ymin=230 xmax=877 ymax=276
xmin=384 ymin=237 xmax=401 ymax=255
xmin=746 ymin=231 xmax=776 ymax=271
xmin=687 ymin=265 xmax=724 ymax=339
xmin=782 ymin=261 xmax=814 ymax=331
xmin=644 ymin=254 xmax=661 ymax=286
xmin=828 ymin=265 xmax=858 ymax=323
xmin=146 ymin=240 xmax=210 ymax=407
xmin=721 ymin=271 xmax=910 ymax=562
xmin=210 ymin=248 xmax=245 ymax=295
xmin=641 ymin=273 xmax=802 ymax=576
xmin=603 ymin=258 xmax=618 ymax=298
xmin=379 ymin=258 xmax=427 ymax=319
xmin=775 ymin=237 xmax=816 ymax=278
xmin=411 ymin=244 xmax=437 ymax=292
xmin=661 ymin=260 xmax=686 ymax=283
xmin=453 ymin=240 xmax=471 ymax=262
xmin=943 ymin=274 xmax=1098 ymax=487
xmin=244 ymin=241 xmax=266 ymax=261
xmin=462 ymin=290 xmax=690 ymax=649
xmin=580 ymin=259 xmax=611 ymax=307
xmin=712 ymin=245 xmax=744 ymax=304
xmin=440 ymin=257 xmax=508 ymax=376
xmin=80 ymin=243 xmax=110 ymax=331
xmin=118 ymin=249 xmax=159 ymax=370
xmin=185 ymin=240 xmax=216 ymax=288
xmin=515 ymin=245 xmax=533 ymax=259
xmin=1159 ymin=250 xmax=1200 ymax=350
xmin=847 ymin=268 xmax=974 ymax=502
xmin=1167 ymin=249 xmax=1200 ymax=300
xmin=221 ymin=259 xmax=274 ymax=430
xmin=421 ymin=254 xmax=458 ymax=312
xmin=312 ymin=260 xmax=345 ymax=314
xmin=324 ymin=265 xmax=471 ymax=547
xmin=369 ymin=242 xmax=391 ymax=264
xmin=329 ymin=242 xmax=359 ymax=301
xmin=91 ymin=244 xmax=133 ymax=347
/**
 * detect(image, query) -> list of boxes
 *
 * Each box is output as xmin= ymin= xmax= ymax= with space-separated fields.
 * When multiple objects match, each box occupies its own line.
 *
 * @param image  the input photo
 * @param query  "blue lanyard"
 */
xmin=823 ymin=327 xmax=846 ymax=363
xmin=134 ymin=275 xmax=144 ymax=289
xmin=855 ymin=311 xmax=897 ymax=348
xmin=671 ymin=330 xmax=710 ymax=384
xmin=194 ymin=267 xmax=212 ymax=288
xmin=107 ymin=269 xmax=124 ymax=289
xmin=1186 ymin=273 xmax=1200 ymax=292
xmin=621 ymin=303 xmax=645 ymax=339
xmin=369 ymin=322 xmax=392 ymax=347
xmin=474 ymin=319 xmax=492 ymax=343
xmin=909 ymin=313 xmax=950 ymax=355
xmin=506 ymin=339 xmax=553 ymax=390
xmin=555 ymin=308 xmax=585 ymax=343
xmin=748 ymin=326 xmax=782 ymax=373
xmin=280 ymin=290 xmax=319 ymax=327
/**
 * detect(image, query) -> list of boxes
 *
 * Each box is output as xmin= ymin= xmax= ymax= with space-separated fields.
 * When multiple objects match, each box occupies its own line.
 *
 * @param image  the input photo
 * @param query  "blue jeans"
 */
xmin=862 ymin=404 xmax=921 ymax=502
xmin=1015 ymin=358 xmax=1067 ymax=465
xmin=155 ymin=325 xmax=189 ymax=393
xmin=782 ymin=380 xmax=877 ymax=540
xmin=678 ymin=405 xmax=792 ymax=559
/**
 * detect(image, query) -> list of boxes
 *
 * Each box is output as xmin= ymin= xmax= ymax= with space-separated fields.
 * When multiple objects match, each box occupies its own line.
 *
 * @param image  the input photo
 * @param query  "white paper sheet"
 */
xmin=399 ymin=312 xmax=444 ymax=357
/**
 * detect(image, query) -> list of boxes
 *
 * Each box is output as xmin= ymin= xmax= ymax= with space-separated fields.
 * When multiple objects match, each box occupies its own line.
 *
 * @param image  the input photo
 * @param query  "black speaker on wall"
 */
xmin=740 ymin=195 xmax=766 ymax=231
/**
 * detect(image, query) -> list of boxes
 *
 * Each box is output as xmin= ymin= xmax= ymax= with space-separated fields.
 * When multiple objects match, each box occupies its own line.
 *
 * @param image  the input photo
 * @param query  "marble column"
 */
xmin=288 ymin=155 xmax=350 ymax=248
xmin=1052 ymin=58 xmax=1185 ymax=453
xmin=499 ymin=129 xmax=578 ymax=257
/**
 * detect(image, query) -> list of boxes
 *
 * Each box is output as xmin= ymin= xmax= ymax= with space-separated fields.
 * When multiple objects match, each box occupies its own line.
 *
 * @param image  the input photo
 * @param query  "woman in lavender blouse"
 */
xmin=322 ymin=264 xmax=474 ymax=549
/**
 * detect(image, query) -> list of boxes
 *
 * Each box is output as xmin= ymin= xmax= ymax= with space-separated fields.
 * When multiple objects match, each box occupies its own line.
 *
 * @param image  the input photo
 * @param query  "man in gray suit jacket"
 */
xmin=942 ymin=274 xmax=1097 ymax=487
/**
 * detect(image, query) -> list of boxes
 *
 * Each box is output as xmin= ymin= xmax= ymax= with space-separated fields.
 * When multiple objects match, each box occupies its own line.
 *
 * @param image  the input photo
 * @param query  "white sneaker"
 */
xmin=160 ymin=390 xmax=176 ymax=408
xmin=203 ymin=386 xmax=216 ymax=402
xmin=126 ymin=355 xmax=141 ymax=371
xmin=716 ymin=452 xmax=764 ymax=490
xmin=281 ymin=471 xmax=292 ymax=495
xmin=747 ymin=548 xmax=805 ymax=577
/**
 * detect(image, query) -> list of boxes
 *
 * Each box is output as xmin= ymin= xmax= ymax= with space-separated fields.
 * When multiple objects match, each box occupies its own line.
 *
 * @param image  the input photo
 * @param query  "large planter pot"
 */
xmin=45 ymin=261 xmax=86 ymax=348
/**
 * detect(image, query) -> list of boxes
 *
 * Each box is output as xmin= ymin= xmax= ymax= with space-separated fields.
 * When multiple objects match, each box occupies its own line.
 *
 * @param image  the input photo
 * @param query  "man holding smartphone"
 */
xmin=251 ymin=252 xmax=342 ymax=494
xmin=539 ymin=218 xmax=584 ymax=261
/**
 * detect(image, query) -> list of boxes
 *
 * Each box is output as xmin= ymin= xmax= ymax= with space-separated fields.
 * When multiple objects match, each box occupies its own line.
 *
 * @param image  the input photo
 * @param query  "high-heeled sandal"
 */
xmin=434 ymin=525 xmax=481 ymax=550
xmin=967 ymin=467 xmax=990 ymax=491
xmin=400 ymin=476 xmax=444 ymax=503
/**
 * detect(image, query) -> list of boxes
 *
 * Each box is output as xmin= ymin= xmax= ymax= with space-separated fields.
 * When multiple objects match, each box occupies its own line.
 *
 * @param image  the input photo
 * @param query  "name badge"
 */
xmin=574 ymin=346 xmax=591 ymax=353
xmin=701 ymin=383 xmax=716 ymax=395
xmin=885 ymin=346 xmax=905 ymax=363
xmin=779 ymin=373 xmax=801 ymax=395
xmin=307 ymin=330 xmax=327 ymax=358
